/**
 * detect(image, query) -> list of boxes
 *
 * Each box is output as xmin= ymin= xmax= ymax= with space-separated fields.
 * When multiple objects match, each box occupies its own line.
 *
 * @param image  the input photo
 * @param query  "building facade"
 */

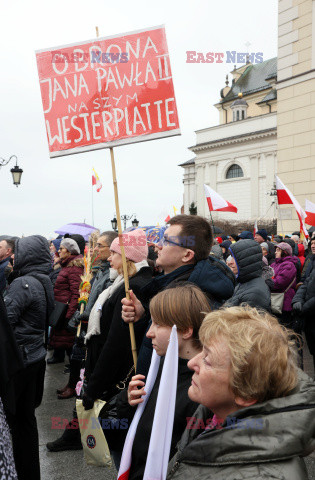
xmin=181 ymin=58 xmax=278 ymax=222
xmin=276 ymin=0 xmax=315 ymax=233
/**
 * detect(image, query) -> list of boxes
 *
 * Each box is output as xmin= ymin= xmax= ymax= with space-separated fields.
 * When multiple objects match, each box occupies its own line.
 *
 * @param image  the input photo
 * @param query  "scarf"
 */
xmin=85 ymin=259 xmax=148 ymax=342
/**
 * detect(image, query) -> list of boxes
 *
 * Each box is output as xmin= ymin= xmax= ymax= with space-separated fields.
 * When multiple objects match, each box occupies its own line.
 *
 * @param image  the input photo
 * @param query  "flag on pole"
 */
xmin=275 ymin=176 xmax=308 ymax=238
xmin=118 ymin=326 xmax=178 ymax=480
xmin=92 ymin=168 xmax=102 ymax=192
xmin=164 ymin=214 xmax=171 ymax=223
xmin=143 ymin=326 xmax=178 ymax=480
xmin=305 ymin=199 xmax=315 ymax=226
xmin=253 ymin=220 xmax=258 ymax=236
xmin=204 ymin=184 xmax=238 ymax=213
xmin=173 ymin=206 xmax=178 ymax=216
xmin=117 ymin=352 xmax=161 ymax=480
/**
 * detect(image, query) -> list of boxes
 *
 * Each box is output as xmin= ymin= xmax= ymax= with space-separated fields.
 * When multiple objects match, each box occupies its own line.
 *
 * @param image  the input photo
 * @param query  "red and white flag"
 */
xmin=305 ymin=199 xmax=315 ymax=226
xmin=164 ymin=214 xmax=171 ymax=223
xmin=118 ymin=326 xmax=178 ymax=480
xmin=92 ymin=168 xmax=102 ymax=192
xmin=275 ymin=176 xmax=308 ymax=238
xmin=204 ymin=184 xmax=237 ymax=213
xmin=253 ymin=220 xmax=258 ymax=236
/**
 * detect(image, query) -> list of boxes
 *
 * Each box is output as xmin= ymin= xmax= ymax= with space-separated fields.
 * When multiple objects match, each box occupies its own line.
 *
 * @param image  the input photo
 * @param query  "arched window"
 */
xmin=236 ymin=111 xmax=240 ymax=121
xmin=226 ymin=164 xmax=244 ymax=179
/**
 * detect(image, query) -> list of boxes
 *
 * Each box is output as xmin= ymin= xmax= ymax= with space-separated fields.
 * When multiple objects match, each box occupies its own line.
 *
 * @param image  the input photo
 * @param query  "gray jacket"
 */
xmin=4 ymin=236 xmax=54 ymax=366
xmin=225 ymin=239 xmax=271 ymax=311
xmin=84 ymin=260 xmax=111 ymax=316
xmin=167 ymin=370 xmax=315 ymax=480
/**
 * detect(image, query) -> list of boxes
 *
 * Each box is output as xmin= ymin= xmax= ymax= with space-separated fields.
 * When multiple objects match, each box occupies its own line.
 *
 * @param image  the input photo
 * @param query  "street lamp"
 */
xmin=111 ymin=214 xmax=139 ymax=231
xmin=0 ymin=155 xmax=23 ymax=187
xmin=131 ymin=217 xmax=139 ymax=228
xmin=111 ymin=216 xmax=118 ymax=231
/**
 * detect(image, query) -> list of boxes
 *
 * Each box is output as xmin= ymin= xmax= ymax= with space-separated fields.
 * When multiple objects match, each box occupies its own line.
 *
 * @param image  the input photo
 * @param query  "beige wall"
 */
xmin=277 ymin=0 xmax=315 ymax=234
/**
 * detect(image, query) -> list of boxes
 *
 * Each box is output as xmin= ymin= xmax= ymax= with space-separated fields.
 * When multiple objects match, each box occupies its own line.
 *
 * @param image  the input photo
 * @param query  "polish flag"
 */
xmin=92 ymin=168 xmax=102 ymax=192
xmin=204 ymin=184 xmax=237 ymax=213
xmin=275 ymin=176 xmax=309 ymax=238
xmin=164 ymin=214 xmax=171 ymax=223
xmin=117 ymin=352 xmax=161 ymax=480
xmin=305 ymin=199 xmax=315 ymax=226
xmin=253 ymin=220 xmax=258 ymax=236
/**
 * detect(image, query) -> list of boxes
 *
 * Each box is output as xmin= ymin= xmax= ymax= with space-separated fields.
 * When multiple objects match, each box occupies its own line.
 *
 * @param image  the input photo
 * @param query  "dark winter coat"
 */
xmin=49 ymin=254 xmax=84 ymax=350
xmin=0 ymin=256 xmax=10 ymax=293
xmin=85 ymin=266 xmax=153 ymax=401
xmin=225 ymin=239 xmax=270 ymax=310
xmin=167 ymin=370 xmax=315 ymax=480
xmin=0 ymin=295 xmax=24 ymax=414
xmin=269 ymin=256 xmax=298 ymax=311
xmin=293 ymin=255 xmax=315 ymax=315
xmin=4 ymin=236 xmax=55 ymax=367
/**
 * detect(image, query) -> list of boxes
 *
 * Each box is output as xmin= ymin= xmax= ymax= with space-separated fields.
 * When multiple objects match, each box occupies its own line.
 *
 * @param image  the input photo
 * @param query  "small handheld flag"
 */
xmin=92 ymin=168 xmax=102 ymax=192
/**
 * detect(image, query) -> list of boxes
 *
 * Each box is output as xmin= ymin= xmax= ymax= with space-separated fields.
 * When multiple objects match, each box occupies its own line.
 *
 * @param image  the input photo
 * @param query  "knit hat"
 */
xmin=60 ymin=238 xmax=80 ymax=255
xmin=276 ymin=242 xmax=292 ymax=256
xmin=260 ymin=242 xmax=269 ymax=252
xmin=215 ymin=236 xmax=223 ymax=244
xmin=52 ymin=238 xmax=62 ymax=252
xmin=256 ymin=229 xmax=268 ymax=241
xmin=239 ymin=230 xmax=254 ymax=240
xmin=220 ymin=240 xmax=232 ymax=250
xmin=110 ymin=229 xmax=148 ymax=263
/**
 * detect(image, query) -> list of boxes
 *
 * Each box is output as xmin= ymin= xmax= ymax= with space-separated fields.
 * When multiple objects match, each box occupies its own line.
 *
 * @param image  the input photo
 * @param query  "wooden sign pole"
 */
xmin=110 ymin=147 xmax=138 ymax=369
xmin=95 ymin=26 xmax=137 ymax=369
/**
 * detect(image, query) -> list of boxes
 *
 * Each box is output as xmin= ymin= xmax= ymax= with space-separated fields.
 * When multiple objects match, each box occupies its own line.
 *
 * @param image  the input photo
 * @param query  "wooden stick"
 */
xmin=110 ymin=147 xmax=137 ymax=369
xmin=95 ymin=26 xmax=99 ymax=37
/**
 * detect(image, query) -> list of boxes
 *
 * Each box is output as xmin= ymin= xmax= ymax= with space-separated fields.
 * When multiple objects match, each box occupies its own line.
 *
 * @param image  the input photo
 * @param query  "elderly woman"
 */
xmin=167 ymin=306 xmax=315 ymax=480
xmin=48 ymin=238 xmax=84 ymax=371
xmin=266 ymin=242 xmax=298 ymax=328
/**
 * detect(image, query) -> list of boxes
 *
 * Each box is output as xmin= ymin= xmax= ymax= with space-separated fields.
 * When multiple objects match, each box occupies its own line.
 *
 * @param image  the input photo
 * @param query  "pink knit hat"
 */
xmin=110 ymin=229 xmax=148 ymax=263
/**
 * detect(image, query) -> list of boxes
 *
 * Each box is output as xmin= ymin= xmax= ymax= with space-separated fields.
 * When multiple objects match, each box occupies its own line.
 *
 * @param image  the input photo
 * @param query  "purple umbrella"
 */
xmin=54 ymin=223 xmax=98 ymax=241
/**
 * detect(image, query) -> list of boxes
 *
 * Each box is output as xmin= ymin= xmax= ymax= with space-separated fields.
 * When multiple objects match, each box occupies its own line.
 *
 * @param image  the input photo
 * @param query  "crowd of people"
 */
xmin=0 ymin=215 xmax=315 ymax=480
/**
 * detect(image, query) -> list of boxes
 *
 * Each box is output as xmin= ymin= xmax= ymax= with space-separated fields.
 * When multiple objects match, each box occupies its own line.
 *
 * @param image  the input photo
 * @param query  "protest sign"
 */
xmin=36 ymin=25 xmax=180 ymax=157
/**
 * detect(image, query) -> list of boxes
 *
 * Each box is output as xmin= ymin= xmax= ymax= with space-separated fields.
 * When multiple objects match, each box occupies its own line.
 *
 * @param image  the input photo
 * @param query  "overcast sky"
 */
xmin=0 ymin=0 xmax=277 ymax=237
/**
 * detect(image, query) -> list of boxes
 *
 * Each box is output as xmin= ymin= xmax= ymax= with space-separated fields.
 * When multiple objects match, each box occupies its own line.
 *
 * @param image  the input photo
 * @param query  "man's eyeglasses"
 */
xmin=159 ymin=236 xmax=184 ymax=248
xmin=96 ymin=243 xmax=109 ymax=249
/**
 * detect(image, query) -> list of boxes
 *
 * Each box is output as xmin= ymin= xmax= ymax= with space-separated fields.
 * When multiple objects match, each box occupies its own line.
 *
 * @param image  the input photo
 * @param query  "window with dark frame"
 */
xmin=226 ymin=164 xmax=244 ymax=179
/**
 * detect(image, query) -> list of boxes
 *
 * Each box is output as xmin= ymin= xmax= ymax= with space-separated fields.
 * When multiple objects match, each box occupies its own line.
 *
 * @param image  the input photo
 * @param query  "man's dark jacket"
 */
xmin=4 ymin=235 xmax=55 ymax=366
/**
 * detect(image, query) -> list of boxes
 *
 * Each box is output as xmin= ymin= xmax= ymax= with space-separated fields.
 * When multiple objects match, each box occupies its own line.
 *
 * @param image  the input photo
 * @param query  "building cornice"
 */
xmin=189 ymin=127 xmax=277 ymax=152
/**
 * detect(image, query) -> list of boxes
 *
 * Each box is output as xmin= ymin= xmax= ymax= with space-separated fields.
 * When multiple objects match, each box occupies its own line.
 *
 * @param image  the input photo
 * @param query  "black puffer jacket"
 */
xmin=225 ymin=239 xmax=271 ymax=311
xmin=292 ymin=255 xmax=315 ymax=314
xmin=4 ymin=236 xmax=55 ymax=366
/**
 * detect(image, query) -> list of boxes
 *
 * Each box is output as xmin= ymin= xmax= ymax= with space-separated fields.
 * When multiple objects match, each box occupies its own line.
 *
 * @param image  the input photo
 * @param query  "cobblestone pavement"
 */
xmin=38 ymin=341 xmax=315 ymax=479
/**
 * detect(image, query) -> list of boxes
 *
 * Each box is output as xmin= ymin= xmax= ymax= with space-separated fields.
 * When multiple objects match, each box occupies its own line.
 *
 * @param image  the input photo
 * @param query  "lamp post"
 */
xmin=111 ymin=214 xmax=139 ymax=231
xmin=0 ymin=155 xmax=23 ymax=187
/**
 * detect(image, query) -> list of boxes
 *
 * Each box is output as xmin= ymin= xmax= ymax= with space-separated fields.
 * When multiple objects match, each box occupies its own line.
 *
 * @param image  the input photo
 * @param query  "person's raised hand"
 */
xmin=121 ymin=290 xmax=145 ymax=323
xmin=127 ymin=374 xmax=146 ymax=407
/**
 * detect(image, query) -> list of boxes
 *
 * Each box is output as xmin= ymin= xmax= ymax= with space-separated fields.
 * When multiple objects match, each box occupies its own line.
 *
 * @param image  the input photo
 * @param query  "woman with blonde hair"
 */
xmin=167 ymin=306 xmax=315 ymax=480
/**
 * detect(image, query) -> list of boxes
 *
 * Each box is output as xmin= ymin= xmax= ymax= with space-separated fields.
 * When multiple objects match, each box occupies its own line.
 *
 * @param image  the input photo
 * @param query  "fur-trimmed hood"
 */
xmin=61 ymin=254 xmax=84 ymax=269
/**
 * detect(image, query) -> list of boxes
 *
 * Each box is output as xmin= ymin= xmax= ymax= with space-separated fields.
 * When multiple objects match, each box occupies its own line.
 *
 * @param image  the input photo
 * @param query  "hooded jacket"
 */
xmin=293 ymin=255 xmax=315 ymax=315
xmin=225 ymin=239 xmax=270 ymax=311
xmin=167 ymin=370 xmax=315 ymax=480
xmin=4 ymin=235 xmax=54 ymax=366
